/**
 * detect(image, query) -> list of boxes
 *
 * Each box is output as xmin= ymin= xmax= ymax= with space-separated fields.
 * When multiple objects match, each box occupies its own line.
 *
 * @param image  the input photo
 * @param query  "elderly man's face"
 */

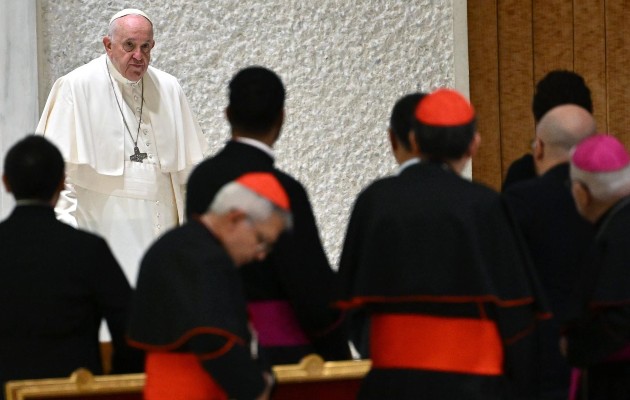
xmin=103 ymin=15 xmax=154 ymax=81
xmin=226 ymin=212 xmax=286 ymax=266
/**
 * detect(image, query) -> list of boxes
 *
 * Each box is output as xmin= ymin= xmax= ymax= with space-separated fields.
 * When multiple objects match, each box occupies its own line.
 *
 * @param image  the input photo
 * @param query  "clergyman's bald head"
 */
xmin=536 ymin=104 xmax=596 ymax=152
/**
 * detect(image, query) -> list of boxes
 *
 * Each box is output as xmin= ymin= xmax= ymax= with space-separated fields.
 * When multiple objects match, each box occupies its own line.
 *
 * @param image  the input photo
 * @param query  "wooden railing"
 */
xmin=5 ymin=355 xmax=371 ymax=400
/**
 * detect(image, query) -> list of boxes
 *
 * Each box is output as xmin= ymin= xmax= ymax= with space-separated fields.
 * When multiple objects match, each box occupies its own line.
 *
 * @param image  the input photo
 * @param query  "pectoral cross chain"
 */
xmin=130 ymin=146 xmax=148 ymax=163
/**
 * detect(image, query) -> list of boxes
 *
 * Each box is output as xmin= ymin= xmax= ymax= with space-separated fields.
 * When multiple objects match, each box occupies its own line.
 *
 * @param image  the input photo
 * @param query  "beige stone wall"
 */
xmin=37 ymin=0 xmax=459 ymax=266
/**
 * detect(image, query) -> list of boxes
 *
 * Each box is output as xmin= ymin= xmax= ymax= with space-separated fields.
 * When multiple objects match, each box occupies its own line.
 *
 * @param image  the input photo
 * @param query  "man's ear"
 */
xmin=466 ymin=132 xmax=481 ymax=158
xmin=103 ymin=36 xmax=112 ymax=53
xmin=277 ymin=109 xmax=285 ymax=129
xmin=408 ymin=130 xmax=421 ymax=156
xmin=270 ymin=109 xmax=285 ymax=144
xmin=49 ymin=177 xmax=65 ymax=206
xmin=225 ymin=107 xmax=231 ymax=121
xmin=388 ymin=129 xmax=399 ymax=153
xmin=56 ymin=177 xmax=65 ymax=194
xmin=533 ymin=137 xmax=544 ymax=161
xmin=2 ymin=175 xmax=12 ymax=193
xmin=571 ymin=180 xmax=591 ymax=211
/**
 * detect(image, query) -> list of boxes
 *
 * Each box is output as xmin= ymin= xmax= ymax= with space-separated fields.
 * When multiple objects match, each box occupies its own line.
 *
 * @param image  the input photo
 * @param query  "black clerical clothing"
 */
xmin=186 ymin=140 xmax=350 ymax=364
xmin=503 ymin=163 xmax=594 ymax=400
xmin=0 ymin=205 xmax=141 ymax=398
xmin=338 ymin=161 xmax=550 ymax=400
xmin=564 ymin=196 xmax=630 ymax=400
xmin=503 ymin=153 xmax=537 ymax=191
xmin=127 ymin=221 xmax=265 ymax=399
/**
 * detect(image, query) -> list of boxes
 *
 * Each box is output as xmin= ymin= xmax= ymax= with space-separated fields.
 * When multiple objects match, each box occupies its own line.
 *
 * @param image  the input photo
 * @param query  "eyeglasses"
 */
xmin=254 ymin=230 xmax=274 ymax=254
xmin=246 ymin=218 xmax=274 ymax=255
xmin=121 ymin=40 xmax=152 ymax=54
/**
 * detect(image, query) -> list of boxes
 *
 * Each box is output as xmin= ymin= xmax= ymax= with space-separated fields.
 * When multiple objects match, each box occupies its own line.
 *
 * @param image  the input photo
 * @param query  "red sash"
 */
xmin=370 ymin=314 xmax=504 ymax=375
xmin=144 ymin=352 xmax=228 ymax=400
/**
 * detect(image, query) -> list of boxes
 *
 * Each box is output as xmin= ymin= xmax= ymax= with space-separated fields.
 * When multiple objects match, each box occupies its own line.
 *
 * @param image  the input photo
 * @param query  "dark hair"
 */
xmin=227 ymin=66 xmax=285 ymax=135
xmin=413 ymin=119 xmax=477 ymax=161
xmin=390 ymin=93 xmax=427 ymax=150
xmin=3 ymin=135 xmax=65 ymax=201
xmin=532 ymin=70 xmax=593 ymax=122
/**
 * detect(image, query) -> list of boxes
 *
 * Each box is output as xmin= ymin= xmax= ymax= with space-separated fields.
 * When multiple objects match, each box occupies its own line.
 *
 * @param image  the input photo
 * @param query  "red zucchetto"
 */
xmin=236 ymin=172 xmax=290 ymax=211
xmin=415 ymin=89 xmax=475 ymax=127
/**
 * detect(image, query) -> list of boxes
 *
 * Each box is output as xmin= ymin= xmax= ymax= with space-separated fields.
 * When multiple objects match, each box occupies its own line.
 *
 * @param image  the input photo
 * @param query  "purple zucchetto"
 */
xmin=572 ymin=134 xmax=630 ymax=172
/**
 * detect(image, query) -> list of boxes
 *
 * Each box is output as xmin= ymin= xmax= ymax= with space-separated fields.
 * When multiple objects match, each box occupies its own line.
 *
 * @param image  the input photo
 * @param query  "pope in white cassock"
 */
xmin=36 ymin=8 xmax=208 ymax=293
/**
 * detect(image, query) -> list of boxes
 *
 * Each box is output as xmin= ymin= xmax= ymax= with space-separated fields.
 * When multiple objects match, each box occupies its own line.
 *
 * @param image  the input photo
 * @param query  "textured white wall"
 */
xmin=38 ymin=0 xmax=459 ymax=266
xmin=0 ymin=1 xmax=38 ymax=219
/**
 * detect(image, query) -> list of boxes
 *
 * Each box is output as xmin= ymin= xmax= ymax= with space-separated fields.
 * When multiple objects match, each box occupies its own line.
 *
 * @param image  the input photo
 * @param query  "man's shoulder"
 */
xmin=503 ymin=177 xmax=540 ymax=201
xmin=0 ymin=212 xmax=109 ymax=251
xmin=418 ymin=164 xmax=500 ymax=201
xmin=504 ymin=167 xmax=569 ymax=205
xmin=603 ymin=198 xmax=630 ymax=234
xmin=146 ymin=65 xmax=180 ymax=86
xmin=437 ymin=175 xmax=504 ymax=211
xmin=143 ymin=224 xmax=228 ymax=268
xmin=348 ymin=175 xmax=412 ymax=214
xmin=191 ymin=142 xmax=278 ymax=182
xmin=61 ymin=56 xmax=106 ymax=84
xmin=57 ymin=220 xmax=111 ymax=247
xmin=270 ymin=167 xmax=305 ymax=191
xmin=188 ymin=145 xmax=258 ymax=182
xmin=357 ymin=175 xmax=400 ymax=196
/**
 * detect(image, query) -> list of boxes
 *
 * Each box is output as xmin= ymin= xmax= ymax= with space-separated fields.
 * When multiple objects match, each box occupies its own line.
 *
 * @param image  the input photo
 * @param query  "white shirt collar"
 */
xmin=396 ymin=157 xmax=420 ymax=175
xmin=233 ymin=137 xmax=275 ymax=160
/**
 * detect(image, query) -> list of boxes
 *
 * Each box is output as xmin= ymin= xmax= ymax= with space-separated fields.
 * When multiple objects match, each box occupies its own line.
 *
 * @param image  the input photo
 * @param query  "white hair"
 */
xmin=571 ymin=163 xmax=630 ymax=201
xmin=209 ymin=182 xmax=292 ymax=229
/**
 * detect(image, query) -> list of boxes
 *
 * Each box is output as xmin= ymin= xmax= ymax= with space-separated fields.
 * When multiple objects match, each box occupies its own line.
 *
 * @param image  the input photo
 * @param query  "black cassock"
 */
xmin=186 ymin=140 xmax=351 ymax=364
xmin=127 ymin=221 xmax=265 ymax=399
xmin=338 ymin=161 xmax=551 ymax=400
xmin=503 ymin=163 xmax=595 ymax=400
xmin=565 ymin=196 xmax=630 ymax=400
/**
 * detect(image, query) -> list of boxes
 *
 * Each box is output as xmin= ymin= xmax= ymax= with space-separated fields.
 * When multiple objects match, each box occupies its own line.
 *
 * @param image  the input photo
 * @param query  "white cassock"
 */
xmin=36 ymin=54 xmax=208 ymax=339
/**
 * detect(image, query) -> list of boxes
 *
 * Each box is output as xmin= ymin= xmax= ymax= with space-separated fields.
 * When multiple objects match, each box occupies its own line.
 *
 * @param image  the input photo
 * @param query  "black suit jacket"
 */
xmin=0 ymin=205 xmax=141 ymax=396
xmin=186 ymin=140 xmax=350 ymax=364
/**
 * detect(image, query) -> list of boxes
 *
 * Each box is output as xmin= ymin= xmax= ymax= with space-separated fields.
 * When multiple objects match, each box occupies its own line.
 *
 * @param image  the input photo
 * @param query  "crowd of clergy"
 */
xmin=1 ymin=8 xmax=630 ymax=400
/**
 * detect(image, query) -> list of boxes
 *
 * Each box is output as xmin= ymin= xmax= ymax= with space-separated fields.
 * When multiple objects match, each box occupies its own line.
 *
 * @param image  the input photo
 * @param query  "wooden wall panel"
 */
xmin=574 ymin=1 xmax=607 ymax=133
xmin=497 ymin=0 xmax=535 ymax=178
xmin=606 ymin=1 xmax=630 ymax=144
xmin=533 ymin=0 xmax=574 ymax=83
xmin=469 ymin=0 xmax=501 ymax=190
xmin=468 ymin=0 xmax=628 ymax=187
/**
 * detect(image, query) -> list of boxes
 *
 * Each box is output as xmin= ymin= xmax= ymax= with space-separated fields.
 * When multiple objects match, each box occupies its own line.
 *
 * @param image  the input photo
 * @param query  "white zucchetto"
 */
xmin=109 ymin=9 xmax=152 ymax=26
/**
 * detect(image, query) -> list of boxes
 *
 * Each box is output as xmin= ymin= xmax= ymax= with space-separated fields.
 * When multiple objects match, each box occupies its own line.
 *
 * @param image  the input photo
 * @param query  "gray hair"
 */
xmin=571 ymin=163 xmax=630 ymax=201
xmin=209 ymin=181 xmax=292 ymax=229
